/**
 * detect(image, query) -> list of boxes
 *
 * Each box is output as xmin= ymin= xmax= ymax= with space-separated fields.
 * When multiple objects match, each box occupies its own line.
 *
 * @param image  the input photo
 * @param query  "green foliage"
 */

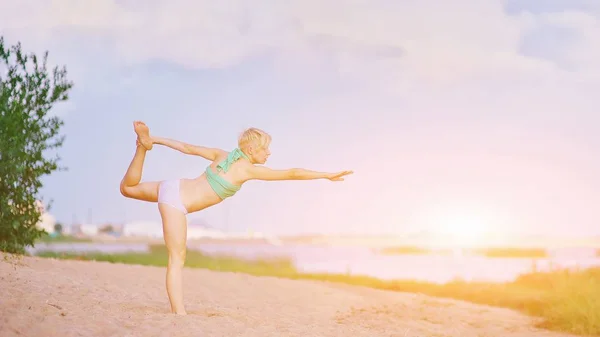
xmin=37 ymin=244 xmax=298 ymax=275
xmin=0 ymin=36 xmax=73 ymax=254
xmin=54 ymin=222 xmax=63 ymax=234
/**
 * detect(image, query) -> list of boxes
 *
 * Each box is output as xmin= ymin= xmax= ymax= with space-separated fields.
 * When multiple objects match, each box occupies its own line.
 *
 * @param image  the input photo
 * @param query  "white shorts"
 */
xmin=158 ymin=179 xmax=188 ymax=214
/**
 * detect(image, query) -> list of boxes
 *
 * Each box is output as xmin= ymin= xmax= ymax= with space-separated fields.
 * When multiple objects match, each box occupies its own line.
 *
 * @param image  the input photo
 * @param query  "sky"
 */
xmin=1 ymin=0 xmax=599 ymax=237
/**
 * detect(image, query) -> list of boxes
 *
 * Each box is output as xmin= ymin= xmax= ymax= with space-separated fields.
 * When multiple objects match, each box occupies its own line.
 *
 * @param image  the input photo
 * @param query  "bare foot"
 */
xmin=171 ymin=308 xmax=187 ymax=315
xmin=133 ymin=121 xmax=153 ymax=150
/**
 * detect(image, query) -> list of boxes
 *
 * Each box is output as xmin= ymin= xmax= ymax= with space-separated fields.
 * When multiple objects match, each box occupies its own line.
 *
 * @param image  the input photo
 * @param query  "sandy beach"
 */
xmin=1 ymin=255 xmax=579 ymax=337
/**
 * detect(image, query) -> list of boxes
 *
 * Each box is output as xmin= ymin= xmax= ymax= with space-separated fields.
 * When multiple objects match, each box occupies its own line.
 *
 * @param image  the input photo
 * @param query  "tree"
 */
xmin=98 ymin=224 xmax=114 ymax=234
xmin=0 ymin=36 xmax=73 ymax=254
xmin=54 ymin=222 xmax=63 ymax=235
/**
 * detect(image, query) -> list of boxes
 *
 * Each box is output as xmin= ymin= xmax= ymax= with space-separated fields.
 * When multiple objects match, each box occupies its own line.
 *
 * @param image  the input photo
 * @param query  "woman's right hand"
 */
xmin=326 ymin=171 xmax=353 ymax=181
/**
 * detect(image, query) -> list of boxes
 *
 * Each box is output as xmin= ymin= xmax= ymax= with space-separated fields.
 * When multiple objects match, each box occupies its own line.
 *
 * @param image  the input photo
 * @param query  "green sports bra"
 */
xmin=205 ymin=148 xmax=249 ymax=200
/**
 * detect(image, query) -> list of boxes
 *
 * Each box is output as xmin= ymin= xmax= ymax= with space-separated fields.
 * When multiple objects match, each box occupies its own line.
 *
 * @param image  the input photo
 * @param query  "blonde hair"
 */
xmin=238 ymin=127 xmax=271 ymax=151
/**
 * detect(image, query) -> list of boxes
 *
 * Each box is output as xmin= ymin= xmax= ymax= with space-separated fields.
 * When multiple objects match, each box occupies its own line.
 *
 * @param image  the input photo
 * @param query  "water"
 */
xmin=193 ymin=243 xmax=600 ymax=283
xmin=28 ymin=242 xmax=150 ymax=254
xmin=28 ymin=242 xmax=600 ymax=284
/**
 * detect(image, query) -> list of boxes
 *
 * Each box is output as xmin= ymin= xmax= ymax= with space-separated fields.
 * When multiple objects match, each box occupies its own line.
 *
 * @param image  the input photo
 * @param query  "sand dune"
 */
xmin=1 ymin=255 xmax=578 ymax=337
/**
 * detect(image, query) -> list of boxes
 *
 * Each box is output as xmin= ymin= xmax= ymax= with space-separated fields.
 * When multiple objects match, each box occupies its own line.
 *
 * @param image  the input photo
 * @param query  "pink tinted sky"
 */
xmin=1 ymin=0 xmax=599 ymax=237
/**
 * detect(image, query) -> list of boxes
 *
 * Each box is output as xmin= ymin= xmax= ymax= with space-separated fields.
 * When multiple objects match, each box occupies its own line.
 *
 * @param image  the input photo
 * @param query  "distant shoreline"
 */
xmin=38 ymin=233 xmax=600 ymax=250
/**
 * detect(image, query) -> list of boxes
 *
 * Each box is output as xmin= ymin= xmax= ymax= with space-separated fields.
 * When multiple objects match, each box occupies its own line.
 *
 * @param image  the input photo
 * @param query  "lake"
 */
xmin=28 ymin=242 xmax=600 ymax=284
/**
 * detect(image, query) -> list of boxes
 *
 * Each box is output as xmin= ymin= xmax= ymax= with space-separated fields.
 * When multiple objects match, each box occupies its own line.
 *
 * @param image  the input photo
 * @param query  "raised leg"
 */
xmin=159 ymin=203 xmax=188 ymax=315
xmin=119 ymin=122 xmax=159 ymax=202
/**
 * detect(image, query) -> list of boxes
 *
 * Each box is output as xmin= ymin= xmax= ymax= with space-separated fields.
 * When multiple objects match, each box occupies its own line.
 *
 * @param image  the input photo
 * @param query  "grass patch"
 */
xmin=36 ymin=233 xmax=92 ymax=243
xmin=36 ymin=244 xmax=600 ymax=336
xmin=36 ymin=244 xmax=297 ymax=275
xmin=473 ymin=247 xmax=548 ymax=258
xmin=379 ymin=246 xmax=550 ymax=258
xmin=379 ymin=246 xmax=433 ymax=255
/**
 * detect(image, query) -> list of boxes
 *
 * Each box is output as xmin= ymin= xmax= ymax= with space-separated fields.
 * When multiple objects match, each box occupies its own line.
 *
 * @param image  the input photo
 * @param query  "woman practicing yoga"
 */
xmin=120 ymin=121 xmax=353 ymax=315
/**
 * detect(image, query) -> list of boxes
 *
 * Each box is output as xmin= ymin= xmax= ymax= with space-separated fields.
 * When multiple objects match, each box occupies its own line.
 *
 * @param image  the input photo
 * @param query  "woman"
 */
xmin=120 ymin=121 xmax=353 ymax=315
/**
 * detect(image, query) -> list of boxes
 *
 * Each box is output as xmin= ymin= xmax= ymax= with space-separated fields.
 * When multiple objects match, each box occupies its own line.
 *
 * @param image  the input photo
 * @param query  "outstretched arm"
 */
xmin=246 ymin=166 xmax=353 ymax=181
xmin=151 ymin=136 xmax=225 ymax=161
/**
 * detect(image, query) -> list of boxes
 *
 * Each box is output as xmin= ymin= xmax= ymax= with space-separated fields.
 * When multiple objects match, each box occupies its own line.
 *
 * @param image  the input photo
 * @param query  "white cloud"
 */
xmin=1 ymin=0 xmax=596 ymax=79
xmin=0 ymin=1 xmax=597 ymax=122
xmin=1 ymin=0 xmax=598 ymax=121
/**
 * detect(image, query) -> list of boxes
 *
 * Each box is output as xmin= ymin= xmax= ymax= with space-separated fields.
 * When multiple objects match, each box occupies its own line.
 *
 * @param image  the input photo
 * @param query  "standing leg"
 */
xmin=120 ymin=121 xmax=159 ymax=202
xmin=159 ymin=203 xmax=188 ymax=315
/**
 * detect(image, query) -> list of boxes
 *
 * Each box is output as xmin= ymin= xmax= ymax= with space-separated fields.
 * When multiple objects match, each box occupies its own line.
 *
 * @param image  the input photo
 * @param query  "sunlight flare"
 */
xmin=414 ymin=202 xmax=503 ymax=247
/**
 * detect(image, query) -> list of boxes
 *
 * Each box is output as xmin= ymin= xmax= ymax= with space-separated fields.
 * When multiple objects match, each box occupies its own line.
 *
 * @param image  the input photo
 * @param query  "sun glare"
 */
xmin=439 ymin=213 xmax=488 ymax=240
xmin=414 ymin=203 xmax=498 ymax=247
